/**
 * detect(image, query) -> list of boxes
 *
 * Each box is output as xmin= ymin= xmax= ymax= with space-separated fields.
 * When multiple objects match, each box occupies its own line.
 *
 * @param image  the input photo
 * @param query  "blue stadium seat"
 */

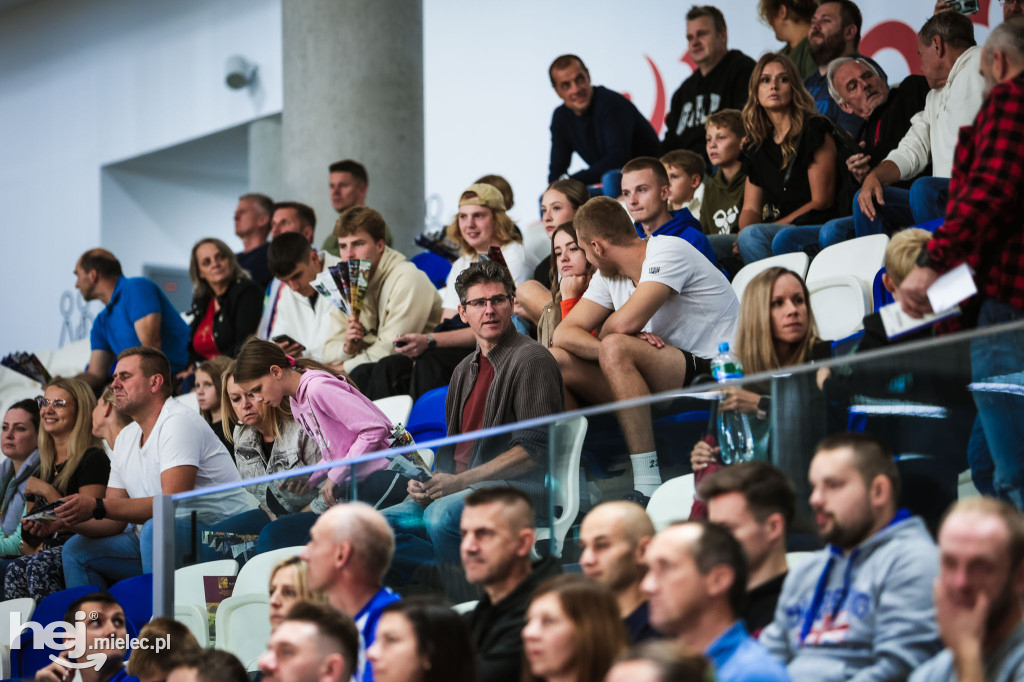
xmin=915 ymin=217 xmax=944 ymax=233
xmin=406 ymin=386 xmax=449 ymax=448
xmin=108 ymin=573 xmax=153 ymax=634
xmin=411 ymin=251 xmax=452 ymax=289
xmin=872 ymin=267 xmax=895 ymax=313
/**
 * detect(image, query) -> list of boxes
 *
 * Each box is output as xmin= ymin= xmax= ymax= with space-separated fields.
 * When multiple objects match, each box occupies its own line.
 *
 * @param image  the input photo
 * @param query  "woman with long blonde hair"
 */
xmin=691 ymin=267 xmax=830 ymax=472
xmin=735 ymin=53 xmax=839 ymax=264
xmin=4 ymin=378 xmax=109 ymax=600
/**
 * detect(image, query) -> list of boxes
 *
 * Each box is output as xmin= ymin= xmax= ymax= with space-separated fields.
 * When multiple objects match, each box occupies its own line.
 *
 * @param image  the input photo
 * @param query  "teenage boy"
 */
xmin=660 ymin=150 xmax=706 ymax=218
xmin=699 ymin=110 xmax=747 ymax=276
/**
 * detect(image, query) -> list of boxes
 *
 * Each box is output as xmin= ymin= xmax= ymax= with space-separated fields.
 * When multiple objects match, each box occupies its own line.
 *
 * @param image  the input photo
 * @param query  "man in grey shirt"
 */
xmin=911 ymin=497 xmax=1024 ymax=682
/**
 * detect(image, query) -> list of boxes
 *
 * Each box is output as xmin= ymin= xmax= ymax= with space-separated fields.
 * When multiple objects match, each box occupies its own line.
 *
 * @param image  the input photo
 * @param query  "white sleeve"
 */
xmin=440 ymin=256 xmax=469 ymax=310
xmin=581 ymin=271 xmax=615 ymax=310
xmin=884 ymin=100 xmax=934 ymax=181
xmin=639 ymin=237 xmax=695 ymax=293
xmin=499 ymin=242 xmax=536 ymax=285
xmin=155 ymin=415 xmax=204 ymax=473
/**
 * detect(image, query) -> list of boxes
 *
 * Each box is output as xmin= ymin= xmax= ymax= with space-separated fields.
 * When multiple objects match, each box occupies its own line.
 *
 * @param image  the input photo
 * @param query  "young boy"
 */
xmin=859 ymin=227 xmax=932 ymax=350
xmin=660 ymin=149 xmax=705 ymax=217
xmin=699 ymin=109 xmax=747 ymax=275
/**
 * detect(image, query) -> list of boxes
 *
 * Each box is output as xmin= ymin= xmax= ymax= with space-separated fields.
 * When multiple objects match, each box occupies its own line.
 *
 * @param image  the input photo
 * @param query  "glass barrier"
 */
xmin=150 ymin=318 xmax=1024 ymax=656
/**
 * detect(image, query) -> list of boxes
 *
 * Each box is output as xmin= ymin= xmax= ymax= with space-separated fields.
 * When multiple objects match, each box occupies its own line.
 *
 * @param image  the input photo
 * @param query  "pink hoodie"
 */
xmin=290 ymin=370 xmax=392 ymax=485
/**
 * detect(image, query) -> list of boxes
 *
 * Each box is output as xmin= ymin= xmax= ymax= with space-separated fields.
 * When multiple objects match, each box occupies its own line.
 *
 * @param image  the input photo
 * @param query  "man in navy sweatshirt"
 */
xmin=760 ymin=433 xmax=941 ymax=681
xmin=547 ymin=54 xmax=661 ymax=188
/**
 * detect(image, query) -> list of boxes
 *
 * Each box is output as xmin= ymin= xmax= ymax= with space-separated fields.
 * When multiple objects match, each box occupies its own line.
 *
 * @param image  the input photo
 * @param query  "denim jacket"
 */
xmin=233 ymin=420 xmax=322 ymax=513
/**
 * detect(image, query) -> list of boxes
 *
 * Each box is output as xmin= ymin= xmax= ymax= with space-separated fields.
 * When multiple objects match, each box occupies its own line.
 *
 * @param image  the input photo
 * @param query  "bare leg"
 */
xmin=549 ymin=346 xmax=615 ymax=410
xmin=598 ymin=334 xmax=689 ymax=455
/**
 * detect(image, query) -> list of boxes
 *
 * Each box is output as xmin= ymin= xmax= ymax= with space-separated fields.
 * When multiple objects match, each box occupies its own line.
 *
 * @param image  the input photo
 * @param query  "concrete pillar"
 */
xmin=248 ymin=114 xmax=284 ymax=200
xmin=281 ymin=0 xmax=424 ymax=256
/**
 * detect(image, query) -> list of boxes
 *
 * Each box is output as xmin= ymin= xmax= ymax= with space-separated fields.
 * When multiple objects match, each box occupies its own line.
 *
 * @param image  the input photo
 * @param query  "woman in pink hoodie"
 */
xmin=234 ymin=337 xmax=411 ymax=510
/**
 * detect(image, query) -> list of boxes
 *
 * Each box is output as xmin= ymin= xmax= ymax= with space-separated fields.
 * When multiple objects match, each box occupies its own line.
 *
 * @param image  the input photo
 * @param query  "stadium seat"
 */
xmin=534 ymin=416 xmax=587 ymax=557
xmin=214 ymin=593 xmax=271 ymax=671
xmin=108 ymin=573 xmax=154 ymax=632
xmin=411 ymin=251 xmax=453 ymax=289
xmin=809 ymin=275 xmax=872 ymax=341
xmin=731 ymin=252 xmax=809 ymax=304
xmin=406 ymin=386 xmax=448 ymax=446
xmin=174 ymin=559 xmax=239 ymax=648
xmin=372 ymin=395 xmax=414 ymax=427
xmin=0 ymin=598 xmax=35 ymax=678
xmin=647 ymin=474 xmax=695 ymax=531
xmin=872 ymin=267 xmax=895 ymax=313
xmin=806 ymin=234 xmax=888 ymax=311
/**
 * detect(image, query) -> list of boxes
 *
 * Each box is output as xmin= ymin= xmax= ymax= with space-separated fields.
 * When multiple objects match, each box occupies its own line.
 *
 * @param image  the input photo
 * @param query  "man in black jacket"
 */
xmin=462 ymin=488 xmax=561 ymax=682
xmin=662 ymin=6 xmax=755 ymax=158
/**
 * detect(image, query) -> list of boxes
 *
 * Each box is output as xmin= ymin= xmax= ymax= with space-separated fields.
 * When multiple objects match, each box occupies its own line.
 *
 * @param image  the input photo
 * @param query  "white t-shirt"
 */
xmin=108 ymin=398 xmax=257 ymax=525
xmin=582 ymin=235 xmax=738 ymax=358
xmin=440 ymin=241 xmax=536 ymax=310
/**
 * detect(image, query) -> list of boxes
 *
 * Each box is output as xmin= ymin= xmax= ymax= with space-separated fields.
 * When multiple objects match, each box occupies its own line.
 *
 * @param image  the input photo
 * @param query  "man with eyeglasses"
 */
xmin=379 ymin=260 xmax=563 ymax=601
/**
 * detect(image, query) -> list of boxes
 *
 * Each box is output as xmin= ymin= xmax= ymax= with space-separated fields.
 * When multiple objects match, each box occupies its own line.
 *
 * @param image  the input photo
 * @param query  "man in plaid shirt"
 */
xmin=900 ymin=18 xmax=1024 ymax=509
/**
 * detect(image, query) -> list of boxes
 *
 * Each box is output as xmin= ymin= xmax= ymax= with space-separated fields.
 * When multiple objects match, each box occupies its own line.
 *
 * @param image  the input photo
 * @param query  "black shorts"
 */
xmin=681 ymin=351 xmax=712 ymax=387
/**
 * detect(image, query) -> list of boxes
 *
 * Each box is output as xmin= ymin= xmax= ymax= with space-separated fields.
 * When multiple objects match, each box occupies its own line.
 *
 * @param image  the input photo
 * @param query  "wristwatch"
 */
xmin=92 ymin=497 xmax=106 ymax=520
xmin=426 ymin=334 xmax=437 ymax=349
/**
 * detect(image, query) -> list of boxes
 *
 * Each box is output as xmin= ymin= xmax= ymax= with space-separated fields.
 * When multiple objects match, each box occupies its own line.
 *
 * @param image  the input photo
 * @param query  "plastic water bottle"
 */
xmin=710 ymin=342 xmax=755 ymax=465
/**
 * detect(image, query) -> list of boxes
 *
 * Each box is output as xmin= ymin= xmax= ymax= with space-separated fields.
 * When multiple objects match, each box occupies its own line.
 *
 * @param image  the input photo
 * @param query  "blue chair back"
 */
xmin=407 ymin=386 xmax=449 ymax=445
xmin=916 ymin=217 xmax=944 ymax=233
xmin=872 ymin=267 xmax=895 ymax=313
xmin=108 ymin=573 xmax=153 ymax=634
xmin=12 ymin=585 xmax=101 ymax=678
xmin=411 ymin=252 xmax=452 ymax=289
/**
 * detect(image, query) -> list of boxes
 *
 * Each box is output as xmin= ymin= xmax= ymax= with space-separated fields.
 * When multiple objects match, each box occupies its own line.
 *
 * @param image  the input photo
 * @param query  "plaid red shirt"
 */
xmin=927 ymin=72 xmax=1024 ymax=312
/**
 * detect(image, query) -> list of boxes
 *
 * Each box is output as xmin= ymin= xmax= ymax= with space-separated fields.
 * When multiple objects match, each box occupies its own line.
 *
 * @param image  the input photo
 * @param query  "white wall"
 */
xmin=423 ymin=0 xmax=999 ymax=231
xmin=0 ymin=0 xmax=282 ymax=353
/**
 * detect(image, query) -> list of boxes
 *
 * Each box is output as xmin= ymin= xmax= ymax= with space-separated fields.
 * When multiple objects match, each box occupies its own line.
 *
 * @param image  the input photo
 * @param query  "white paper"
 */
xmin=880 ymin=302 xmax=959 ymax=339
xmin=927 ymin=262 xmax=977 ymax=313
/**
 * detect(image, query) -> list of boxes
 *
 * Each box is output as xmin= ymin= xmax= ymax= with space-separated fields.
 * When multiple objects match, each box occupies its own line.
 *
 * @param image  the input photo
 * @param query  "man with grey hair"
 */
xmin=234 ymin=192 xmax=274 ymax=289
xmin=301 ymin=502 xmax=399 ymax=682
xmin=855 ymin=11 xmax=985 ymax=238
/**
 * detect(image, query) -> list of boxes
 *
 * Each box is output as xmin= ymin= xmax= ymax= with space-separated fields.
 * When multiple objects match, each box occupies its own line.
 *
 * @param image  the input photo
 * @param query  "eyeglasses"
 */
xmin=36 ymin=397 xmax=71 ymax=409
xmin=462 ymin=294 xmax=512 ymax=309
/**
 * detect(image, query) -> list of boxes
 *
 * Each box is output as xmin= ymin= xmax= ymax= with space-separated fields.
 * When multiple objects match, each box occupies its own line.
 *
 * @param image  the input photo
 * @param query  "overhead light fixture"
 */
xmin=225 ymin=55 xmax=258 ymax=90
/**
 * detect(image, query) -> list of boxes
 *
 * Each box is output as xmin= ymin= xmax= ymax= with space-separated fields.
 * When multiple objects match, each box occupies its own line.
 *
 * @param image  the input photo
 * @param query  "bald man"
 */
xmin=300 ymin=503 xmax=399 ymax=682
xmin=579 ymin=501 xmax=660 ymax=642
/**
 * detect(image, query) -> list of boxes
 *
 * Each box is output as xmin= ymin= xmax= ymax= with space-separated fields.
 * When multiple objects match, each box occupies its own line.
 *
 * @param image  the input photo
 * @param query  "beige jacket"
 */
xmin=324 ymin=247 xmax=443 ymax=372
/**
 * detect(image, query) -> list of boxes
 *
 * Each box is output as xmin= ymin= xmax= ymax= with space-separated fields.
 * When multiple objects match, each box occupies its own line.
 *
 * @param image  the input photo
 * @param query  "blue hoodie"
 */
xmin=634 ymin=209 xmax=718 ymax=268
xmin=760 ymin=511 xmax=941 ymax=682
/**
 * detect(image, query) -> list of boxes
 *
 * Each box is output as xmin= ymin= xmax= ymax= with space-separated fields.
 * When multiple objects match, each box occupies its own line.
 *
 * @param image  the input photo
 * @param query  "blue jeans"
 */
xmin=381 ymin=488 xmax=472 ymax=596
xmin=63 ymin=530 xmax=143 ymax=589
xmin=969 ymin=300 xmax=1024 ymax=509
xmin=738 ymin=223 xmax=789 ymax=263
xmin=853 ymin=177 xmax=949 ymax=238
xmin=202 ymin=508 xmax=274 ymax=561
xmin=257 ymin=512 xmax=318 ymax=553
xmin=819 ymin=216 xmax=855 ymax=249
xmin=771 ymin=225 xmax=822 ymax=256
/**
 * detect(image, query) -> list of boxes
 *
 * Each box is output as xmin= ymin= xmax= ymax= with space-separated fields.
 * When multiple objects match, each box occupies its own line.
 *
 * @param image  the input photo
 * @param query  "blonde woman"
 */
xmin=735 ymin=53 xmax=839 ymax=264
xmin=268 ymin=556 xmax=325 ymax=631
xmin=5 ymin=378 xmax=109 ymax=600
xmin=691 ymin=267 xmax=829 ymax=471
xmin=187 ymin=237 xmax=263 ymax=363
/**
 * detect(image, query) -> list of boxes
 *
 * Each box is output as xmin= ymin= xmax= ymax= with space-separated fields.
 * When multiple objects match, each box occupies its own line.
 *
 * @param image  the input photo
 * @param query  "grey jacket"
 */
xmin=760 ymin=512 xmax=941 ymax=681
xmin=909 ymin=622 xmax=1024 ymax=682
xmin=0 ymin=450 xmax=40 ymax=537
xmin=233 ymin=421 xmax=322 ymax=513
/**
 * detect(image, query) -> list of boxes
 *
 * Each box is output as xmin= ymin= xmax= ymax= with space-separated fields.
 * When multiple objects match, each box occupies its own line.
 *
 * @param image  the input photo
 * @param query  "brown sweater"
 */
xmin=436 ymin=325 xmax=564 ymax=497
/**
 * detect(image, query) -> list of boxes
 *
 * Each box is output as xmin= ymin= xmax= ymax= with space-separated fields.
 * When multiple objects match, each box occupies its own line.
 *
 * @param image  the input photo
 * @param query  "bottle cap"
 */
xmin=718 ymin=341 xmax=729 ymax=353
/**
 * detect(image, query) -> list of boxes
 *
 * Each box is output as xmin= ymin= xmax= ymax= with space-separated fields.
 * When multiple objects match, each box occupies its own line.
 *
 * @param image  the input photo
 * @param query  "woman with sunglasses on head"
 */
xmin=0 ymin=399 xmax=43 ymax=578
xmin=3 ymin=379 xmax=109 ymax=601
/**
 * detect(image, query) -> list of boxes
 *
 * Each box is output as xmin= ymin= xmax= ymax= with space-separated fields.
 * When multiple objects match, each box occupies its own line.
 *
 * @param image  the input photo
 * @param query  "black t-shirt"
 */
xmin=744 ymin=571 xmax=787 ymax=637
xmin=532 ymin=255 xmax=553 ymax=291
xmin=50 ymin=446 xmax=111 ymax=495
xmin=742 ymin=115 xmax=839 ymax=226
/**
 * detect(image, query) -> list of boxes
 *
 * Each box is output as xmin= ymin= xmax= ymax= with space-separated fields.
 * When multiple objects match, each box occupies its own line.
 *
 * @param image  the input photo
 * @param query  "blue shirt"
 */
xmin=90 ymin=276 xmax=190 ymax=372
xmin=356 ymin=586 xmax=401 ymax=682
xmin=636 ymin=209 xmax=718 ymax=268
xmin=707 ymin=621 xmax=791 ymax=682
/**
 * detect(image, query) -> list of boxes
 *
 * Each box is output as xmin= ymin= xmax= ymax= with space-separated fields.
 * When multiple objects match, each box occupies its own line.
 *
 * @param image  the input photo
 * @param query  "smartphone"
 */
xmin=272 ymin=334 xmax=306 ymax=351
xmin=393 ymin=339 xmax=408 ymax=348
xmin=948 ymin=0 xmax=979 ymax=14
xmin=25 ymin=498 xmax=66 ymax=523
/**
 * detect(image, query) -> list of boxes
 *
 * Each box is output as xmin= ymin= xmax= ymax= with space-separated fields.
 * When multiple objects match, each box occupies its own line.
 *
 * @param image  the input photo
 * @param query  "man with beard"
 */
xmin=803 ymin=0 xmax=886 ymax=135
xmin=550 ymin=197 xmax=737 ymax=505
xmin=760 ymin=433 xmax=941 ymax=681
xmin=910 ymin=498 xmax=1024 ymax=682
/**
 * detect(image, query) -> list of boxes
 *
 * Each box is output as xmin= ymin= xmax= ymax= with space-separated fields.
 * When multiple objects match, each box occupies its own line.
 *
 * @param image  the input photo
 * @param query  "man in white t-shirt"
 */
xmin=551 ymin=197 xmax=738 ymax=506
xmin=56 ymin=346 xmax=255 ymax=588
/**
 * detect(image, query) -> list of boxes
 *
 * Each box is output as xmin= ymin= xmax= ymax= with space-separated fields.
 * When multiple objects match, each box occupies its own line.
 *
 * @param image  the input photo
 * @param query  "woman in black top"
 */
xmin=735 ymin=53 xmax=838 ymax=264
xmin=4 ymin=378 xmax=109 ymax=601
xmin=187 ymin=237 xmax=263 ymax=363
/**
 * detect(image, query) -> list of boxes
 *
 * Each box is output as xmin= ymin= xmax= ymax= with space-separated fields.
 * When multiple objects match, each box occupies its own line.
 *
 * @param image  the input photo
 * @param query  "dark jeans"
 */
xmin=349 ymin=347 xmax=473 ymax=401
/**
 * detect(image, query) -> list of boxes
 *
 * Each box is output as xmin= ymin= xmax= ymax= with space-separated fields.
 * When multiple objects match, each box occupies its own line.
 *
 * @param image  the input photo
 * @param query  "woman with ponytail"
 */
xmin=233 ymin=337 xmax=411 ymax=510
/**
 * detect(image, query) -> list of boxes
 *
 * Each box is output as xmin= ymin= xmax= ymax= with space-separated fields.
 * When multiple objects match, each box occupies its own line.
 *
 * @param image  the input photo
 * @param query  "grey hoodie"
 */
xmin=0 ymin=450 xmax=40 ymax=536
xmin=760 ymin=512 xmax=941 ymax=681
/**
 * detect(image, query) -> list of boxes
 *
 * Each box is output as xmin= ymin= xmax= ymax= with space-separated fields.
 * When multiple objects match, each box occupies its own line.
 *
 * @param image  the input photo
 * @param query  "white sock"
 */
xmin=630 ymin=451 xmax=662 ymax=496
